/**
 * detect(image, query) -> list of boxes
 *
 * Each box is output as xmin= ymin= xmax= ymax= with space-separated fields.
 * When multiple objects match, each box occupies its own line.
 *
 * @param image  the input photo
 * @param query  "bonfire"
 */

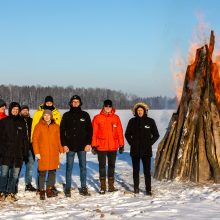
xmin=154 ymin=31 xmax=220 ymax=183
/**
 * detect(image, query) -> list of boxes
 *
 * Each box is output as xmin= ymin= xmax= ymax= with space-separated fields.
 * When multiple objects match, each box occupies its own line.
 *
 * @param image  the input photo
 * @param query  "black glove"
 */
xmin=91 ymin=147 xmax=97 ymax=155
xmin=119 ymin=146 xmax=124 ymax=154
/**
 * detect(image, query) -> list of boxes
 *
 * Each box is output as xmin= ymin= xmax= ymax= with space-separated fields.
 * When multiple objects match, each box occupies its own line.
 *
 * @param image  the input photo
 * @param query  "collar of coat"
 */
xmin=39 ymin=118 xmax=55 ymax=126
xmin=100 ymin=107 xmax=116 ymax=116
xmin=38 ymin=104 xmax=57 ymax=112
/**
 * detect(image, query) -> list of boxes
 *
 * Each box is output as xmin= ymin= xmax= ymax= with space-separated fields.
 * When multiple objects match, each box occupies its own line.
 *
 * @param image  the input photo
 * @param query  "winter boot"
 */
xmin=145 ymin=191 xmax=152 ymax=196
xmin=0 ymin=192 xmax=5 ymax=201
xmin=46 ymin=186 xmax=57 ymax=198
xmin=80 ymin=187 xmax=91 ymax=196
xmin=6 ymin=193 xmax=18 ymax=202
xmin=65 ymin=188 xmax=71 ymax=197
xmin=108 ymin=177 xmax=118 ymax=192
xmin=39 ymin=189 xmax=46 ymax=200
xmin=51 ymin=186 xmax=60 ymax=195
xmin=134 ymin=187 xmax=140 ymax=194
xmin=99 ymin=177 xmax=106 ymax=194
xmin=25 ymin=184 xmax=37 ymax=192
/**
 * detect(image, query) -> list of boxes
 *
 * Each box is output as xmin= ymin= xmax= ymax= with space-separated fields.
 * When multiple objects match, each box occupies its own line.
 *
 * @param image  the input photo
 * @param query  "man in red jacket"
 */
xmin=0 ymin=99 xmax=7 ymax=120
xmin=91 ymin=99 xmax=124 ymax=194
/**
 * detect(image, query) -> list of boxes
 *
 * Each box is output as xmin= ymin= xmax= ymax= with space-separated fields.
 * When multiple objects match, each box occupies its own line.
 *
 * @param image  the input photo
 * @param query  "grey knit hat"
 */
xmin=42 ymin=109 xmax=53 ymax=118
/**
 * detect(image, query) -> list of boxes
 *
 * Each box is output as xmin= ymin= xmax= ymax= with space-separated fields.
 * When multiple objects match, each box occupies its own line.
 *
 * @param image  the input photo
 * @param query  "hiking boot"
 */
xmin=51 ymin=186 xmax=60 ymax=195
xmin=80 ymin=187 xmax=91 ymax=196
xmin=39 ymin=189 xmax=46 ymax=200
xmin=99 ymin=177 xmax=106 ymax=194
xmin=108 ymin=177 xmax=118 ymax=192
xmin=46 ymin=187 xmax=57 ymax=198
xmin=65 ymin=188 xmax=71 ymax=197
xmin=6 ymin=193 xmax=18 ymax=202
xmin=25 ymin=184 xmax=37 ymax=192
xmin=134 ymin=188 xmax=140 ymax=194
xmin=0 ymin=192 xmax=5 ymax=201
xmin=145 ymin=191 xmax=152 ymax=196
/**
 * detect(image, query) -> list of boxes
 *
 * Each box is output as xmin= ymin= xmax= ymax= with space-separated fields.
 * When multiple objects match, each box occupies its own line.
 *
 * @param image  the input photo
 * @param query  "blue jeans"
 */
xmin=25 ymin=150 xmax=35 ymax=185
xmin=0 ymin=165 xmax=20 ymax=194
xmin=66 ymin=151 xmax=87 ymax=190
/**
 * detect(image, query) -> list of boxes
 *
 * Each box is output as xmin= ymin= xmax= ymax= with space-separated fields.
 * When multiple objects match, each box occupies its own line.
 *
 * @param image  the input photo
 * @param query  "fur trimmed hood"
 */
xmin=132 ymin=102 xmax=150 ymax=116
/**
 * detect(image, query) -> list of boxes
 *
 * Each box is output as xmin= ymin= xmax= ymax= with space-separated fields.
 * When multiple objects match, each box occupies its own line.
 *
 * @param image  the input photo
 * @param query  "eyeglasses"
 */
xmin=104 ymin=105 xmax=112 ymax=108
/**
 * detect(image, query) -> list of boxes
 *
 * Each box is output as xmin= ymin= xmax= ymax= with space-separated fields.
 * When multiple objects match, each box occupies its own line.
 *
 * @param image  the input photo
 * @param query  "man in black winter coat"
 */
xmin=0 ymin=102 xmax=28 ymax=202
xmin=125 ymin=102 xmax=159 ymax=195
xmin=60 ymin=95 xmax=93 ymax=197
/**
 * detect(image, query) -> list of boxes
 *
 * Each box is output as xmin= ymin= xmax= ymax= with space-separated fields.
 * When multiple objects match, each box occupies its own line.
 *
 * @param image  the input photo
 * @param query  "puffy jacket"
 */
xmin=31 ymin=104 xmax=62 ymax=141
xmin=92 ymin=108 xmax=124 ymax=151
xmin=125 ymin=114 xmax=159 ymax=157
xmin=0 ymin=115 xmax=28 ymax=167
xmin=32 ymin=119 xmax=64 ymax=171
xmin=60 ymin=107 xmax=93 ymax=152
xmin=0 ymin=112 xmax=7 ymax=120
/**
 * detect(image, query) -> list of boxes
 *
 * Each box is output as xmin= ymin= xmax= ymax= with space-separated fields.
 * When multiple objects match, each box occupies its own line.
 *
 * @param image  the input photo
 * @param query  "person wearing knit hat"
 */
xmin=19 ymin=105 xmax=36 ymax=192
xmin=69 ymin=95 xmax=82 ymax=107
xmin=0 ymin=99 xmax=7 ymax=120
xmin=31 ymin=95 xmax=61 ymax=140
xmin=125 ymin=102 xmax=159 ymax=196
xmin=44 ymin=96 xmax=54 ymax=103
xmin=91 ymin=99 xmax=124 ymax=194
xmin=31 ymin=96 xmax=61 ymax=194
xmin=32 ymin=108 xmax=64 ymax=200
xmin=60 ymin=95 xmax=92 ymax=197
xmin=0 ymin=101 xmax=28 ymax=202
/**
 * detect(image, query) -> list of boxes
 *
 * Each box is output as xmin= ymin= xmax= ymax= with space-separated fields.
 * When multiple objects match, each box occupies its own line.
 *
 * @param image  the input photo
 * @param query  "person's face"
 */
xmin=104 ymin=105 xmax=112 ymax=114
xmin=71 ymin=99 xmax=80 ymax=107
xmin=20 ymin=108 xmax=29 ymax=117
xmin=137 ymin=108 xmax=145 ymax=117
xmin=11 ymin=107 xmax=19 ymax=116
xmin=45 ymin=101 xmax=53 ymax=106
xmin=43 ymin=113 xmax=51 ymax=122
xmin=0 ymin=105 xmax=6 ymax=113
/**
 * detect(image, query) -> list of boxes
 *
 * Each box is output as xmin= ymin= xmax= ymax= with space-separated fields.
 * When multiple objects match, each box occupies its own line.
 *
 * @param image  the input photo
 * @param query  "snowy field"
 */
xmin=1 ymin=109 xmax=220 ymax=219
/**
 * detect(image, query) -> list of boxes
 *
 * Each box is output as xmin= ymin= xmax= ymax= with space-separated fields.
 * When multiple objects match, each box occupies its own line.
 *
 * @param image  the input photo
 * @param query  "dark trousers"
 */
xmin=97 ymin=151 xmax=117 ymax=178
xmin=38 ymin=170 xmax=56 ymax=190
xmin=131 ymin=156 xmax=151 ymax=192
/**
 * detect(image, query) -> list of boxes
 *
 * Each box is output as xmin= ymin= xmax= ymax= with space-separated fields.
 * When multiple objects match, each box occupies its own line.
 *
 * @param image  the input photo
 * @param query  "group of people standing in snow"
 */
xmin=0 ymin=95 xmax=159 ymax=202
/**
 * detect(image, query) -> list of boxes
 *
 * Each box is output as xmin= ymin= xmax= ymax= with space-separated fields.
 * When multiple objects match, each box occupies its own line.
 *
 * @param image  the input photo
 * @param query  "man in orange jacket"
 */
xmin=91 ymin=99 xmax=124 ymax=194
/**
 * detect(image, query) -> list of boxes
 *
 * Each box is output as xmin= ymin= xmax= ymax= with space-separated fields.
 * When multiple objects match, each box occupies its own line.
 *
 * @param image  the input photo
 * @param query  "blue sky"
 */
xmin=0 ymin=0 xmax=220 ymax=97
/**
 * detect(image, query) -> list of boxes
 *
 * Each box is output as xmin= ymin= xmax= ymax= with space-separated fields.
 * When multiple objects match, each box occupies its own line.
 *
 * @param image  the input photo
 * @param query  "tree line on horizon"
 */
xmin=0 ymin=84 xmax=176 ymax=109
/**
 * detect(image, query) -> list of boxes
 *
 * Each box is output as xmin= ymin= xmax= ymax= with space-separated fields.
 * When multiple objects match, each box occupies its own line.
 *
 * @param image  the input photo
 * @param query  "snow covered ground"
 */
xmin=1 ymin=109 xmax=220 ymax=219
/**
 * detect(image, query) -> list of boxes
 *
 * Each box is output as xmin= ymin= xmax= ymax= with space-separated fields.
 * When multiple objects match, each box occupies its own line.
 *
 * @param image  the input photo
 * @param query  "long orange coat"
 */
xmin=92 ymin=108 xmax=124 ymax=151
xmin=32 ymin=119 xmax=64 ymax=171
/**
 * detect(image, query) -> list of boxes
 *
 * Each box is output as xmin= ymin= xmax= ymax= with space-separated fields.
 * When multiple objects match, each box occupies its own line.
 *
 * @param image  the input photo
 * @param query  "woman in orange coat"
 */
xmin=32 ymin=110 xmax=64 ymax=200
xmin=91 ymin=99 xmax=124 ymax=194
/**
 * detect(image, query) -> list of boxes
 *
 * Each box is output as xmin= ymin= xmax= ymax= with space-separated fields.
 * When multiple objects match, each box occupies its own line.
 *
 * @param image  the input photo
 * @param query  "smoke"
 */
xmin=170 ymin=46 xmax=186 ymax=105
xmin=188 ymin=11 xmax=211 ymax=64
xmin=170 ymin=11 xmax=212 ymax=105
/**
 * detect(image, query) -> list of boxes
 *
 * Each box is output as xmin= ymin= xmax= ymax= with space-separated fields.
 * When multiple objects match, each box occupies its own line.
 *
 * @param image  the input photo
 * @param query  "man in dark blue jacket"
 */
xmin=125 ymin=102 xmax=159 ymax=195
xmin=60 ymin=95 xmax=92 ymax=197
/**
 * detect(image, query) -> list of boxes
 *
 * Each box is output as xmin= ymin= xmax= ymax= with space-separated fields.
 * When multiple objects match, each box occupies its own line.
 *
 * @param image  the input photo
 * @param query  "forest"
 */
xmin=0 ymin=85 xmax=176 ymax=109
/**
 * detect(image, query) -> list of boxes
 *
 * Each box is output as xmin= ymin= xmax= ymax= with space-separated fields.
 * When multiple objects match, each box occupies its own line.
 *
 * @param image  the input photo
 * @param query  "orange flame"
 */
xmin=211 ymin=63 xmax=220 ymax=107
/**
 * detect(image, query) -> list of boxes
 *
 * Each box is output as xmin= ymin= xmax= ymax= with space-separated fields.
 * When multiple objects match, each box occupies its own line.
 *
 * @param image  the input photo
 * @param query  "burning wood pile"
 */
xmin=154 ymin=31 xmax=220 ymax=183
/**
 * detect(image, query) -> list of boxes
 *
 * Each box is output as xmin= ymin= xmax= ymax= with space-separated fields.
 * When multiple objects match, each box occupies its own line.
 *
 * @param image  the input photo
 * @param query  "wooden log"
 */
xmin=168 ymin=49 xmax=201 ymax=179
xmin=204 ymin=91 xmax=220 ymax=183
xmin=154 ymin=114 xmax=177 ymax=179
xmin=157 ymin=120 xmax=177 ymax=180
xmin=211 ymin=102 xmax=220 ymax=167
